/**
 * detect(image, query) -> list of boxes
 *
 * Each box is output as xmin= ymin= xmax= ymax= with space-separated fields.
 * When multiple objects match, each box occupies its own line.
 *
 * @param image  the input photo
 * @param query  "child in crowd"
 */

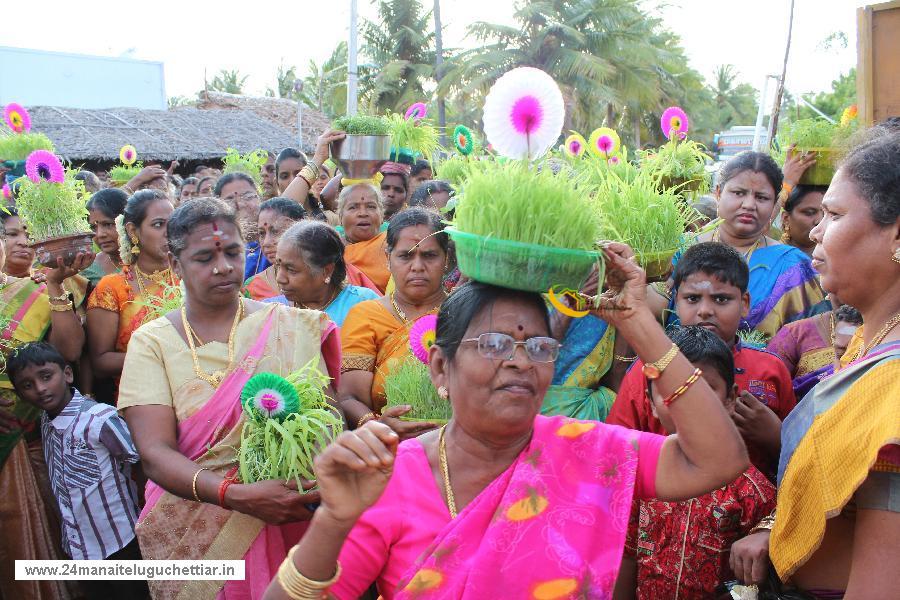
xmin=607 ymin=242 xmax=796 ymax=478
xmin=7 ymin=342 xmax=148 ymax=599
xmin=619 ymin=325 xmax=777 ymax=599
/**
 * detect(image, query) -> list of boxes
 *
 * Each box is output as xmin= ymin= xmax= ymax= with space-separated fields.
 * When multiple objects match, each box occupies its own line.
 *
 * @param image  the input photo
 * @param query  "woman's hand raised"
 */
xmin=314 ymin=129 xmax=347 ymax=167
xmin=590 ymin=242 xmax=649 ymax=326
xmin=313 ymin=421 xmax=399 ymax=527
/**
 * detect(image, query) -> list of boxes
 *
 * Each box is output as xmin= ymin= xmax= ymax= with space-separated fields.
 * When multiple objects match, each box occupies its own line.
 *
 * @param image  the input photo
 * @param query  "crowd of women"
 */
xmin=0 ymin=120 xmax=897 ymax=600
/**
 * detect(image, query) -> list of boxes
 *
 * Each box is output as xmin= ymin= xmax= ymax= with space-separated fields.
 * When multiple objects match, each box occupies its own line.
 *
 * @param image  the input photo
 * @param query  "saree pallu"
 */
xmin=346 ymin=263 xmax=382 ymax=295
xmin=344 ymin=231 xmax=390 ymax=294
xmin=242 ymin=269 xmax=279 ymax=301
xmin=125 ymin=305 xmax=340 ymax=600
xmin=541 ymin=315 xmax=616 ymax=421
xmin=0 ymin=278 xmax=78 ymax=599
xmin=771 ymin=341 xmax=900 ymax=580
xmin=393 ymin=417 xmax=656 ymax=599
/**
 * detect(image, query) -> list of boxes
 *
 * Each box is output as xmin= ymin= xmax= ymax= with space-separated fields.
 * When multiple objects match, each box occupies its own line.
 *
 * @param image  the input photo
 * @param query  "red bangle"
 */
xmin=663 ymin=368 xmax=703 ymax=406
xmin=218 ymin=467 xmax=240 ymax=508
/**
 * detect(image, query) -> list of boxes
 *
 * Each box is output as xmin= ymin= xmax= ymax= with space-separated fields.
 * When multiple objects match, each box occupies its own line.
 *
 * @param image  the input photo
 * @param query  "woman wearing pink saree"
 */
xmin=263 ymin=244 xmax=751 ymax=600
xmin=119 ymin=198 xmax=342 ymax=600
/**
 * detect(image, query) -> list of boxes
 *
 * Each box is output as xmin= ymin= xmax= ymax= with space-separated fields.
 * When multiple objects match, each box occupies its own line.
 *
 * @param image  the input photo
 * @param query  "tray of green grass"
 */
xmin=636 ymin=248 xmax=677 ymax=282
xmin=447 ymin=227 xmax=599 ymax=292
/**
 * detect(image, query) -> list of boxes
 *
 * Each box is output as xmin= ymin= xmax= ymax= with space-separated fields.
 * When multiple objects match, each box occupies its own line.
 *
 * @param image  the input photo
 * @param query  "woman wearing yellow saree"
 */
xmin=729 ymin=132 xmax=900 ymax=597
xmin=119 ymin=198 xmax=342 ymax=600
xmin=339 ymin=208 xmax=447 ymax=438
xmin=0 ymin=229 xmax=92 ymax=600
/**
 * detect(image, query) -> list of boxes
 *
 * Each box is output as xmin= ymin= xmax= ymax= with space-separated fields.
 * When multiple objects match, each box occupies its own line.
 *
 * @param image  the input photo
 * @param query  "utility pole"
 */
xmin=347 ymin=0 xmax=359 ymax=116
xmin=768 ymin=0 xmax=795 ymax=148
xmin=294 ymin=79 xmax=304 ymax=151
xmin=434 ymin=0 xmax=447 ymax=147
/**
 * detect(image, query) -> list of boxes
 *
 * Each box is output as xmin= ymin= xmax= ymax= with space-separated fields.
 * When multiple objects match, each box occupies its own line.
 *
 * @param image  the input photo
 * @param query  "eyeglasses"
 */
xmin=460 ymin=333 xmax=561 ymax=363
xmin=225 ymin=191 xmax=260 ymax=204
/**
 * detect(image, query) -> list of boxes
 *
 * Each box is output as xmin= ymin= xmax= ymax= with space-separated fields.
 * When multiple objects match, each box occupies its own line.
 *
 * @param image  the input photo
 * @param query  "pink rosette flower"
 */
xmin=660 ymin=106 xmax=689 ymax=140
xmin=25 ymin=150 xmax=65 ymax=184
xmin=4 ymin=103 xmax=31 ymax=133
xmin=409 ymin=314 xmax=438 ymax=364
xmin=405 ymin=102 xmax=428 ymax=121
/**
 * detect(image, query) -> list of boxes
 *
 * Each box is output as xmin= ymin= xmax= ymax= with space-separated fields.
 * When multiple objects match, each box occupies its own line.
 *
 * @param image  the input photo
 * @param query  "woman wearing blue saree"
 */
xmin=661 ymin=152 xmax=830 ymax=339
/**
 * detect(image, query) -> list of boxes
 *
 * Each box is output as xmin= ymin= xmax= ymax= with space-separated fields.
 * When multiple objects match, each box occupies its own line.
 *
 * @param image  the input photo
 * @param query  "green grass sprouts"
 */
xmin=387 ymin=113 xmax=442 ymax=161
xmin=593 ymin=170 xmax=698 ymax=262
xmin=737 ymin=328 xmax=769 ymax=349
xmin=133 ymin=279 xmax=184 ymax=321
xmin=637 ymin=139 xmax=710 ymax=197
xmin=453 ymin=161 xmax=601 ymax=251
xmin=0 ymin=132 xmax=55 ymax=162
xmin=332 ymin=114 xmax=391 ymax=136
xmin=239 ymin=359 xmax=343 ymax=488
xmin=222 ymin=148 xmax=268 ymax=190
xmin=14 ymin=170 xmax=90 ymax=241
xmin=384 ymin=356 xmax=452 ymax=422
xmin=109 ymin=163 xmax=143 ymax=183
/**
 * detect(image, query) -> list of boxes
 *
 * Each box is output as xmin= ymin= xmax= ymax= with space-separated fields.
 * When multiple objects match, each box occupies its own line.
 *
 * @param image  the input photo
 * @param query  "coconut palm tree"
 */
xmin=301 ymin=42 xmax=349 ymax=118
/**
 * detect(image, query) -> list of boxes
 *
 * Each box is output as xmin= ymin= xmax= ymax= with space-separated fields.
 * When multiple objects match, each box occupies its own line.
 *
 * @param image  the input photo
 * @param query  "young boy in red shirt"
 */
xmin=607 ymin=242 xmax=796 ymax=478
xmin=619 ymin=325 xmax=777 ymax=599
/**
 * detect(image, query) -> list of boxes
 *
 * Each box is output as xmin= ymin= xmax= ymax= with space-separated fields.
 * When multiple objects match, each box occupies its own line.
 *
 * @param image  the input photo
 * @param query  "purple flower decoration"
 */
xmin=564 ymin=133 xmax=586 ymax=157
xmin=2 ymin=183 xmax=10 ymax=200
xmin=25 ymin=150 xmax=65 ymax=184
xmin=405 ymin=102 xmax=428 ymax=121
xmin=661 ymin=106 xmax=689 ymax=140
xmin=608 ymin=156 xmax=620 ymax=165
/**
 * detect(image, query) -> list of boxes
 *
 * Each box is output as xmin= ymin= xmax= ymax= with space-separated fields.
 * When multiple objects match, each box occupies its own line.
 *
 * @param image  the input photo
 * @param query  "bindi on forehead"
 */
xmin=200 ymin=220 xmax=231 ymax=247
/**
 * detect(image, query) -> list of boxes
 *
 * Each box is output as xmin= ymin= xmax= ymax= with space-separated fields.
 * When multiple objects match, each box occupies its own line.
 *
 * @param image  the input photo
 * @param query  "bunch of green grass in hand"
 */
xmin=737 ymin=329 xmax=769 ymax=349
xmin=239 ymin=359 xmax=343 ymax=489
xmin=594 ymin=170 xmax=698 ymax=260
xmin=15 ymin=170 xmax=89 ymax=241
xmin=133 ymin=279 xmax=184 ymax=321
xmin=332 ymin=114 xmax=391 ymax=136
xmin=453 ymin=161 xmax=601 ymax=251
xmin=384 ymin=357 xmax=452 ymax=422
xmin=0 ymin=132 xmax=55 ymax=162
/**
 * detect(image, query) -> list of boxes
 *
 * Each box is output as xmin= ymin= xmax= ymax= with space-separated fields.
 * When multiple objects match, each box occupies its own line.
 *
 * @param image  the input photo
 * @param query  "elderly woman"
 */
xmin=243 ymin=197 xmax=307 ymax=300
xmin=339 ymin=208 xmax=449 ymax=436
xmin=119 ymin=197 xmax=342 ymax=599
xmin=267 ymin=220 xmax=379 ymax=326
xmin=263 ymin=242 xmax=749 ymax=600
xmin=338 ymin=182 xmax=391 ymax=293
xmin=729 ymin=132 xmax=900 ymax=597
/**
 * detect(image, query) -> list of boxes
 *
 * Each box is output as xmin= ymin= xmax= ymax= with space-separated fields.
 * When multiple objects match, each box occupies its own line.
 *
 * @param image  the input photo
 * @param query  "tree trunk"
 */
xmin=434 ymin=0 xmax=447 ymax=148
xmin=632 ymin=109 xmax=641 ymax=150
xmin=768 ymin=0 xmax=795 ymax=148
xmin=606 ymin=102 xmax=615 ymax=127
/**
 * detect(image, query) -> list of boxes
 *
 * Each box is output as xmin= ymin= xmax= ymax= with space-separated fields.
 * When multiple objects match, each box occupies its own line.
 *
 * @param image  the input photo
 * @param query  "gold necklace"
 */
xmin=854 ymin=311 xmax=900 ymax=361
xmin=0 ymin=273 xmax=8 ymax=288
xmin=181 ymin=300 xmax=244 ymax=387
xmin=829 ymin=312 xmax=836 ymax=348
xmin=133 ymin=263 xmax=173 ymax=299
xmin=712 ymin=227 xmax=763 ymax=260
xmin=390 ymin=292 xmax=444 ymax=326
xmin=438 ymin=426 xmax=458 ymax=518
xmin=296 ymin=285 xmax=342 ymax=311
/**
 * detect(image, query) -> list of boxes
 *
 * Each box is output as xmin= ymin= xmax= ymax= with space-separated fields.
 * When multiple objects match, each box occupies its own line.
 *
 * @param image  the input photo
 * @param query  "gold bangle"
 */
xmin=299 ymin=165 xmax=317 ymax=187
xmin=49 ymin=301 xmax=74 ymax=312
xmin=641 ymin=343 xmax=679 ymax=380
xmin=614 ymin=355 xmax=638 ymax=362
xmin=356 ymin=412 xmax=377 ymax=429
xmin=782 ymin=182 xmax=794 ymax=196
xmin=304 ymin=161 xmax=321 ymax=178
xmin=277 ymin=546 xmax=341 ymax=599
xmin=191 ymin=467 xmax=208 ymax=502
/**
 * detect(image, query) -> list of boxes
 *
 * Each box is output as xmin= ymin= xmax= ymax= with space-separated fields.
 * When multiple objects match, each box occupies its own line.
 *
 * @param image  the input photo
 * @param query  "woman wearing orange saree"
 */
xmin=243 ymin=197 xmax=306 ymax=301
xmin=339 ymin=208 xmax=447 ymax=439
xmin=119 ymin=198 xmax=342 ymax=600
xmin=0 ymin=231 xmax=92 ymax=600
xmin=87 ymin=190 xmax=177 ymax=400
xmin=339 ymin=183 xmax=391 ymax=293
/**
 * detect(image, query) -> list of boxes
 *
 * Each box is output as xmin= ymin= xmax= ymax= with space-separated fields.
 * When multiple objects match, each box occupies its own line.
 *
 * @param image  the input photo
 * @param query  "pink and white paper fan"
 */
xmin=482 ymin=67 xmax=565 ymax=161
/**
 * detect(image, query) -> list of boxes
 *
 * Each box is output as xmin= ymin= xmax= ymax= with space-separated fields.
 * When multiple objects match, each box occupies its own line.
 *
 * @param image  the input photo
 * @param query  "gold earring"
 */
xmin=893 ymin=248 xmax=900 ymax=264
xmin=437 ymin=386 xmax=449 ymax=400
xmin=781 ymin=222 xmax=791 ymax=243
xmin=130 ymin=235 xmax=140 ymax=255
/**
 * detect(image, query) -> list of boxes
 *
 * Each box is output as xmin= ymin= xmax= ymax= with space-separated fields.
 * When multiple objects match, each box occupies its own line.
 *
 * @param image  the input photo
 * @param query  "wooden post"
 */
xmin=857 ymin=1 xmax=900 ymax=126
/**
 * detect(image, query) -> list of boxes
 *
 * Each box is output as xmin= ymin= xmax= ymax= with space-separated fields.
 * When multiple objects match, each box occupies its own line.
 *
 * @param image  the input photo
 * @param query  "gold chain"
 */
xmin=438 ymin=425 xmax=458 ymax=519
xmin=854 ymin=311 xmax=900 ymax=362
xmin=829 ymin=312 xmax=836 ymax=349
xmin=181 ymin=300 xmax=244 ymax=387
xmin=712 ymin=227 xmax=763 ymax=261
xmin=133 ymin=263 xmax=173 ymax=299
xmin=390 ymin=292 xmax=445 ymax=326
xmin=0 ymin=273 xmax=8 ymax=288
xmin=296 ymin=285 xmax=342 ymax=311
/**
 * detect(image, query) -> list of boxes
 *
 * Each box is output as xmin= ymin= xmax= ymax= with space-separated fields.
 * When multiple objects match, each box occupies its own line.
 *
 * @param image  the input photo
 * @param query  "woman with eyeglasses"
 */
xmin=263 ymin=243 xmax=749 ymax=600
xmin=338 ymin=208 xmax=450 ymax=440
xmin=243 ymin=198 xmax=306 ymax=301
xmin=216 ymin=172 xmax=266 ymax=279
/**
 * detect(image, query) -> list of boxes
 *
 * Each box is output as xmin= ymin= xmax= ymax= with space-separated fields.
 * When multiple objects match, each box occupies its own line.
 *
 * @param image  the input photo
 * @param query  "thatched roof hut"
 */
xmin=26 ymin=105 xmax=301 ymax=164
xmin=193 ymin=91 xmax=330 ymax=153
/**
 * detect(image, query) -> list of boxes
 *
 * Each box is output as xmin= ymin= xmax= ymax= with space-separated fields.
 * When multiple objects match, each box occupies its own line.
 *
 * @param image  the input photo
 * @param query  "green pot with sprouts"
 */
xmin=594 ymin=170 xmax=699 ymax=282
xmin=774 ymin=118 xmax=850 ymax=187
xmin=238 ymin=360 xmax=343 ymax=489
xmin=637 ymin=139 xmax=710 ymax=200
xmin=448 ymin=161 xmax=602 ymax=292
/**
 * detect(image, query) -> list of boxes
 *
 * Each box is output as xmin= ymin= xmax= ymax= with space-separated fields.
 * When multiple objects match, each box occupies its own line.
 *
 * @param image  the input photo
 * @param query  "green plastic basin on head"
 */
xmin=446 ymin=227 xmax=599 ymax=292
xmin=798 ymin=147 xmax=836 ymax=186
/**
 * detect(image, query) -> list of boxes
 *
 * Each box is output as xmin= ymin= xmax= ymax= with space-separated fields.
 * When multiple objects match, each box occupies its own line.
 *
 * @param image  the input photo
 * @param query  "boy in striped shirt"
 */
xmin=8 ymin=342 xmax=148 ymax=599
